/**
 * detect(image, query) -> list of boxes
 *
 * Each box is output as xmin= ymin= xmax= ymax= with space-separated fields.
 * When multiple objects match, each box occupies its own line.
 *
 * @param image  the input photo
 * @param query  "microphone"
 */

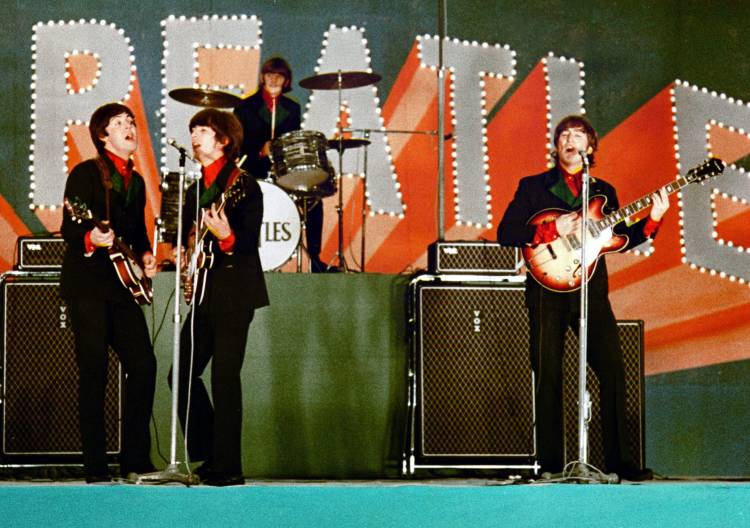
xmin=167 ymin=138 xmax=195 ymax=161
xmin=578 ymin=149 xmax=590 ymax=166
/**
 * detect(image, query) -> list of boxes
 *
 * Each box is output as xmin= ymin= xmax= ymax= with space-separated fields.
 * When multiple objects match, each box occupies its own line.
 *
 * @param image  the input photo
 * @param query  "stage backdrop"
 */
xmin=1 ymin=2 xmax=748 ymax=475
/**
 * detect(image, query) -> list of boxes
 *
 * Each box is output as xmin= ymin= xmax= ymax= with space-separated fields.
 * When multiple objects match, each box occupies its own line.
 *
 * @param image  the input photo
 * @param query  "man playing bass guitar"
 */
xmin=61 ymin=102 xmax=158 ymax=483
xmin=497 ymin=115 xmax=669 ymax=481
xmin=169 ymin=108 xmax=269 ymax=486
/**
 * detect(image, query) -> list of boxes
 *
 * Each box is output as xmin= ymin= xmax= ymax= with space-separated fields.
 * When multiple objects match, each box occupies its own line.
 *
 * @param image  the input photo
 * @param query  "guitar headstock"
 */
xmin=686 ymin=157 xmax=725 ymax=184
xmin=225 ymin=174 xmax=249 ymax=205
xmin=63 ymin=197 xmax=93 ymax=224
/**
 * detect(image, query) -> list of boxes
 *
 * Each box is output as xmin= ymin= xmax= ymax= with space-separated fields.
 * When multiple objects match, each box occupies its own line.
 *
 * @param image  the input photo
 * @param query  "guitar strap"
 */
xmin=94 ymin=155 xmax=113 ymax=223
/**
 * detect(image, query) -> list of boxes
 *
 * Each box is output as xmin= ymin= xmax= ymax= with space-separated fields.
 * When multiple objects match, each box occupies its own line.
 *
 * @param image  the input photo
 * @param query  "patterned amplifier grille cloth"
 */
xmin=2 ymin=279 xmax=121 ymax=456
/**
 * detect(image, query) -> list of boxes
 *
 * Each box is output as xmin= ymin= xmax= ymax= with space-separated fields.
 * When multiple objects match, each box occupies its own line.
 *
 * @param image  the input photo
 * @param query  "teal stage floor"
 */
xmin=1 ymin=481 xmax=748 ymax=527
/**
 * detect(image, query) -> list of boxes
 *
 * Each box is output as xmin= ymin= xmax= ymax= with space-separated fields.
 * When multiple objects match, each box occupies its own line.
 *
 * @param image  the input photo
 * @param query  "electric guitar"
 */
xmin=182 ymin=171 xmax=250 ymax=305
xmin=64 ymin=197 xmax=154 ymax=305
xmin=522 ymin=157 xmax=725 ymax=292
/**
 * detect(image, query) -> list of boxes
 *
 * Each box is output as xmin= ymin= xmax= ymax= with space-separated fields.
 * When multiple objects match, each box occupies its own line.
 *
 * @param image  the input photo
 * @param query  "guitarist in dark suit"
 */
xmin=234 ymin=56 xmax=329 ymax=272
xmin=60 ymin=102 xmax=157 ymax=483
xmin=497 ymin=115 xmax=669 ymax=481
xmin=170 ymin=108 xmax=269 ymax=486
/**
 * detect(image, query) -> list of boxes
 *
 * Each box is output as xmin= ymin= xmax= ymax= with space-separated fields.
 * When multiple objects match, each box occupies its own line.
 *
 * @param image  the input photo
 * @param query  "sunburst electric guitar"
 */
xmin=64 ymin=197 xmax=154 ymax=305
xmin=522 ymin=157 xmax=725 ymax=292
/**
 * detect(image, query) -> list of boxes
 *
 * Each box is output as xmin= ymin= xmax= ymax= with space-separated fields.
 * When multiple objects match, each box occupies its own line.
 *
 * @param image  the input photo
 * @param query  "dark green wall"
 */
xmin=149 ymin=273 xmax=410 ymax=478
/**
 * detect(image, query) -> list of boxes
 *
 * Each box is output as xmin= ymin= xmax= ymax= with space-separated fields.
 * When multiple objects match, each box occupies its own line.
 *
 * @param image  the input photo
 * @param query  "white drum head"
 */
xmin=258 ymin=181 xmax=301 ymax=271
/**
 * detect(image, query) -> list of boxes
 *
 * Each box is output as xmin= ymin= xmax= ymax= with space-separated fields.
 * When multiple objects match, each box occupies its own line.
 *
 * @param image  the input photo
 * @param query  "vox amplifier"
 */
xmin=16 ymin=236 xmax=67 ymax=270
xmin=427 ymin=240 xmax=520 ymax=275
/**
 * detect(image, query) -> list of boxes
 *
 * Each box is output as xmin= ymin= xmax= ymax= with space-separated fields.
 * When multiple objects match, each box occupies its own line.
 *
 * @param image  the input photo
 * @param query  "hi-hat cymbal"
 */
xmin=169 ymin=87 xmax=243 ymax=108
xmin=299 ymin=71 xmax=381 ymax=90
xmin=327 ymin=138 xmax=371 ymax=150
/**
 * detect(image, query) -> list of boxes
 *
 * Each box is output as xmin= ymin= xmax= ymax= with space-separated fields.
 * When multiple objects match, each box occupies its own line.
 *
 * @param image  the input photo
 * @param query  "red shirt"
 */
xmin=202 ymin=156 xmax=236 ymax=253
xmin=532 ymin=166 xmax=663 ymax=245
xmin=105 ymin=150 xmax=133 ymax=190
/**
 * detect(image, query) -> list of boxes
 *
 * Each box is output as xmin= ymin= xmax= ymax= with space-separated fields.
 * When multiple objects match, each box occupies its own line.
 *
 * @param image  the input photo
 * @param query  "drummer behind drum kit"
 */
xmin=159 ymin=70 xmax=381 ymax=272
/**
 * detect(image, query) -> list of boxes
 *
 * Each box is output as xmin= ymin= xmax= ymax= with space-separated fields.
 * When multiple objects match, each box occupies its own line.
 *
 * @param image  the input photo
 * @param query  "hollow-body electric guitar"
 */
xmin=522 ymin=158 xmax=725 ymax=292
xmin=182 ymin=171 xmax=249 ymax=305
xmin=64 ymin=198 xmax=154 ymax=305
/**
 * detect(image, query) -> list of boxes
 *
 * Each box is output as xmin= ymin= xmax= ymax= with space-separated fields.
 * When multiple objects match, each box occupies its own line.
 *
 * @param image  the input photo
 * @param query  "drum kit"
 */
xmin=164 ymin=70 xmax=381 ymax=272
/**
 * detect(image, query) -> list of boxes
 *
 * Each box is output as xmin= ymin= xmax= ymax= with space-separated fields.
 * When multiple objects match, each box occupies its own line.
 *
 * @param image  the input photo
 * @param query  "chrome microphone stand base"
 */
xmin=540 ymin=461 xmax=618 ymax=484
xmin=133 ymin=463 xmax=200 ymax=486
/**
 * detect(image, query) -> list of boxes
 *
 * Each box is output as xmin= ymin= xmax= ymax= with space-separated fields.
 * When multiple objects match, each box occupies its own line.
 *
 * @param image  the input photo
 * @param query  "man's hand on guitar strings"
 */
xmin=90 ymin=226 xmax=114 ymax=248
xmin=142 ymin=252 xmax=158 ymax=278
xmin=649 ymin=188 xmax=670 ymax=222
xmin=203 ymin=203 xmax=232 ymax=241
xmin=555 ymin=211 xmax=581 ymax=237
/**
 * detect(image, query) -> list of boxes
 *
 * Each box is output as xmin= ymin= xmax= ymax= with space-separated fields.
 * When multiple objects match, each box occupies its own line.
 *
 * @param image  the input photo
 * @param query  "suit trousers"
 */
xmin=170 ymin=302 xmax=255 ymax=475
xmin=67 ymin=296 xmax=156 ymax=476
xmin=527 ymin=289 xmax=632 ymax=473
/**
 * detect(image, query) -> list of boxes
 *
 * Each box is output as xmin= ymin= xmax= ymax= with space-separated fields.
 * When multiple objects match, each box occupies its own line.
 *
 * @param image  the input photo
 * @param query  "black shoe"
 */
xmin=617 ymin=465 xmax=654 ymax=482
xmin=203 ymin=473 xmax=245 ymax=487
xmin=194 ymin=462 xmax=214 ymax=480
xmin=85 ymin=473 xmax=112 ymax=484
xmin=310 ymin=257 xmax=329 ymax=273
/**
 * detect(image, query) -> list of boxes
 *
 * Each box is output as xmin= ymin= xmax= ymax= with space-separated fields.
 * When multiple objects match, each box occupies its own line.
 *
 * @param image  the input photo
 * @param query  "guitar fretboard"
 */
xmin=594 ymin=176 xmax=688 ymax=232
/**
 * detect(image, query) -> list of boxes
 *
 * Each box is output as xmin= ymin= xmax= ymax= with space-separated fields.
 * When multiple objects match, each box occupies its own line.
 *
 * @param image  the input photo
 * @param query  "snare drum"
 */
xmin=271 ymin=130 xmax=334 ymax=194
xmin=258 ymin=181 xmax=301 ymax=270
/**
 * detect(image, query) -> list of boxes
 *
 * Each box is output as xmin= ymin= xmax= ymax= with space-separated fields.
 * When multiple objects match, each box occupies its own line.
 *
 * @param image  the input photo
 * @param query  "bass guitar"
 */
xmin=182 ymin=171 xmax=249 ymax=305
xmin=64 ymin=197 xmax=154 ymax=305
xmin=522 ymin=157 xmax=725 ymax=292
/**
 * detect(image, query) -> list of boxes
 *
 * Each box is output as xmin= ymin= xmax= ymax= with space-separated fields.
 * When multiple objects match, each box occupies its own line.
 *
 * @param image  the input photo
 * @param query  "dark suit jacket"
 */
xmin=182 ymin=160 xmax=269 ymax=313
xmin=233 ymin=90 xmax=301 ymax=178
xmin=497 ymin=166 xmax=650 ymax=307
xmin=60 ymin=156 xmax=151 ymax=302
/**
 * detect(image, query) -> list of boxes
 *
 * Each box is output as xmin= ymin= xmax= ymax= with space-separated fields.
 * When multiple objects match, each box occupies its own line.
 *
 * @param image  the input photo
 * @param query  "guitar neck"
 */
xmin=88 ymin=213 xmax=139 ymax=260
xmin=196 ymin=193 xmax=231 ymax=244
xmin=595 ymin=175 xmax=688 ymax=231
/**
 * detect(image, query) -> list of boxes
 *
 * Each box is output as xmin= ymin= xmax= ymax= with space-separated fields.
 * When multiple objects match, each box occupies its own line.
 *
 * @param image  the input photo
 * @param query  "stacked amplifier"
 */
xmin=1 ymin=236 xmax=121 ymax=465
xmin=404 ymin=241 xmax=645 ymax=476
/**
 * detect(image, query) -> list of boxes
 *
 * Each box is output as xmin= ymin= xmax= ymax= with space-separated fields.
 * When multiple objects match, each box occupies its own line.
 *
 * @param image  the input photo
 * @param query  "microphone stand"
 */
xmin=565 ymin=151 xmax=612 ymax=483
xmin=137 ymin=148 xmax=197 ymax=485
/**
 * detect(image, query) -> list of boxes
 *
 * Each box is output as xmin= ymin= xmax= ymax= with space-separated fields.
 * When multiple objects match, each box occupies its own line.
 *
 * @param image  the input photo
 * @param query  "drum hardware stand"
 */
xmin=294 ymin=195 xmax=317 ymax=272
xmin=137 ymin=146 xmax=198 ymax=486
xmin=345 ymin=127 xmax=442 ymax=272
xmin=361 ymin=130 xmax=369 ymax=272
xmin=333 ymin=70 xmax=350 ymax=272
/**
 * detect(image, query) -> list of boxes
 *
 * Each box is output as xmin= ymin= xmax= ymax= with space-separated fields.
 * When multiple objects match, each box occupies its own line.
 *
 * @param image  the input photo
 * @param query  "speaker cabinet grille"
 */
xmin=427 ymin=241 xmax=519 ymax=275
xmin=2 ymin=275 xmax=121 ymax=460
xmin=415 ymin=283 xmax=536 ymax=461
xmin=408 ymin=278 xmax=644 ymax=471
xmin=17 ymin=237 xmax=67 ymax=270
xmin=562 ymin=321 xmax=644 ymax=469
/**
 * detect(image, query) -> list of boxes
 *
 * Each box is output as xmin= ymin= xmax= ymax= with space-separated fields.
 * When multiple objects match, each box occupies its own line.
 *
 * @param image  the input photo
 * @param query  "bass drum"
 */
xmin=258 ymin=181 xmax=301 ymax=271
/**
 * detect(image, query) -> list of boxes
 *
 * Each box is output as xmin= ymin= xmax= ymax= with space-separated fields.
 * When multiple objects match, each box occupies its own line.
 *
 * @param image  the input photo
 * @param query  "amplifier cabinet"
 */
xmin=16 ymin=237 xmax=67 ymax=271
xmin=404 ymin=276 xmax=644 ymax=474
xmin=427 ymin=241 xmax=520 ymax=275
xmin=1 ymin=272 xmax=121 ymax=464
xmin=405 ymin=278 xmax=537 ymax=473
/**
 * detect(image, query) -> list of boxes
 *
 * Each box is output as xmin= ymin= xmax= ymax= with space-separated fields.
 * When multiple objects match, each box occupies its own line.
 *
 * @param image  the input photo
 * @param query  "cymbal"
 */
xmin=168 ymin=87 xmax=243 ymax=108
xmin=299 ymin=71 xmax=381 ymax=90
xmin=327 ymin=138 xmax=371 ymax=150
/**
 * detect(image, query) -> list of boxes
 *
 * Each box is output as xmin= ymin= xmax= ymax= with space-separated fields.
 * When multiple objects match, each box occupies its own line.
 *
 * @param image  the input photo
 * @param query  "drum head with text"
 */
xmin=258 ymin=181 xmax=301 ymax=270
